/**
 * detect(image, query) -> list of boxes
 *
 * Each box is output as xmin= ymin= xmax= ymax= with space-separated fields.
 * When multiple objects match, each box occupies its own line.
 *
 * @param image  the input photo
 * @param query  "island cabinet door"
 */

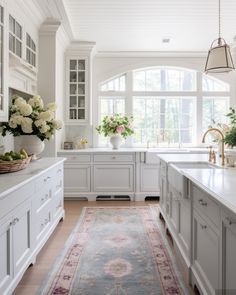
xmin=221 ymin=210 xmax=236 ymax=294
xmin=12 ymin=199 xmax=32 ymax=276
xmin=192 ymin=210 xmax=220 ymax=295
xmin=93 ymin=165 xmax=134 ymax=192
xmin=0 ymin=216 xmax=13 ymax=294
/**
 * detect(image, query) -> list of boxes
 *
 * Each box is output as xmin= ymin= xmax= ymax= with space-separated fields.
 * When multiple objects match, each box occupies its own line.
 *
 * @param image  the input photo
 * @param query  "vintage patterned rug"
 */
xmin=37 ymin=207 xmax=189 ymax=295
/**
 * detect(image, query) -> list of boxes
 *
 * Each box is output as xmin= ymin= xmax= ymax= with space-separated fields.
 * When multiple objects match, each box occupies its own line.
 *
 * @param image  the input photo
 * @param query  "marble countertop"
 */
xmin=183 ymin=168 xmax=236 ymax=215
xmin=0 ymin=157 xmax=65 ymax=199
xmin=157 ymin=153 xmax=209 ymax=163
xmin=58 ymin=147 xmax=208 ymax=154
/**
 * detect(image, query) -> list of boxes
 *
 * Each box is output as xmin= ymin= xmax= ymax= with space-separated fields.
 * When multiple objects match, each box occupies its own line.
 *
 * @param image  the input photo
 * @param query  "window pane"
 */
xmin=133 ymin=68 xmax=196 ymax=91
xmin=100 ymin=75 xmax=126 ymax=91
xmin=133 ymin=96 xmax=195 ymax=146
xmin=202 ymin=97 xmax=229 ymax=130
xmin=202 ymin=75 xmax=229 ymax=92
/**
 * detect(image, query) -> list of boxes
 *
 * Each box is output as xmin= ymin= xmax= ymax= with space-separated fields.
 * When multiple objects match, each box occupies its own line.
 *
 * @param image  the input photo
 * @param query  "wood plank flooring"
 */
xmin=13 ymin=200 xmax=194 ymax=295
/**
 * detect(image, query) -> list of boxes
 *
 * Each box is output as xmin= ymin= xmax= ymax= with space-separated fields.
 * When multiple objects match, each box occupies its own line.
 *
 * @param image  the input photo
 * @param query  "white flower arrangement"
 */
xmin=1 ymin=95 xmax=63 ymax=141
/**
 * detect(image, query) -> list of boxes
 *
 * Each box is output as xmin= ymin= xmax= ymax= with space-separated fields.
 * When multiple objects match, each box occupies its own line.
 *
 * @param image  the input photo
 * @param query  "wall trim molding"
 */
xmin=95 ymin=51 xmax=207 ymax=58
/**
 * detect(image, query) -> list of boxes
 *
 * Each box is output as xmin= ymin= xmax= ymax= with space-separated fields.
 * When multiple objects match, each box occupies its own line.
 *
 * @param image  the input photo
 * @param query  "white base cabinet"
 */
xmin=58 ymin=151 xmax=159 ymax=201
xmin=0 ymin=158 xmax=65 ymax=295
xmin=221 ymin=209 xmax=236 ymax=294
xmin=94 ymin=164 xmax=134 ymax=192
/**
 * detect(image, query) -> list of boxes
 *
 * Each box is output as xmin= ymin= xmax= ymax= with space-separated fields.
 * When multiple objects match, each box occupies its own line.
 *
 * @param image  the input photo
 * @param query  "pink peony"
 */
xmin=116 ymin=125 xmax=125 ymax=133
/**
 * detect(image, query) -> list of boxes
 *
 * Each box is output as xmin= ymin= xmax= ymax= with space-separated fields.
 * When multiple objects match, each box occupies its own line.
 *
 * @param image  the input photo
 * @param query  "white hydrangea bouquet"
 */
xmin=1 ymin=95 xmax=63 ymax=141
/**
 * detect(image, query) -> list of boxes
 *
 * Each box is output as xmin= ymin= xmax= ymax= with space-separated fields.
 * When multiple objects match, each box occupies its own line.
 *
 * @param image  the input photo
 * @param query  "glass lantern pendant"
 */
xmin=205 ymin=0 xmax=235 ymax=73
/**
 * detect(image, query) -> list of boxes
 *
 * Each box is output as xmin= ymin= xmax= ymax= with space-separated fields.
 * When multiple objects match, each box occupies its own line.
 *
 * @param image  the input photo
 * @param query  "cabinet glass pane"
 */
xmin=70 ymin=109 xmax=77 ymax=119
xmin=78 ymin=109 xmax=85 ymax=119
xmin=26 ymin=48 xmax=30 ymax=63
xmin=70 ymin=84 xmax=77 ymax=95
xmin=69 ymin=96 xmax=77 ymax=107
xmin=26 ymin=33 xmax=30 ymax=47
xmin=15 ymin=21 xmax=22 ymax=39
xmin=9 ymin=33 xmax=14 ymax=52
xmin=70 ymin=71 xmax=77 ymax=82
xmin=70 ymin=60 xmax=77 ymax=70
xmin=78 ymin=60 xmax=85 ymax=70
xmin=0 ymin=26 xmax=2 ymax=95
xmin=78 ymin=84 xmax=85 ymax=95
xmin=78 ymin=97 xmax=85 ymax=107
xmin=78 ymin=72 xmax=85 ymax=82
xmin=15 ymin=39 xmax=21 ymax=57
xmin=32 ymin=53 xmax=36 ymax=67
xmin=9 ymin=15 xmax=14 ymax=33
xmin=0 ymin=6 xmax=3 ymax=23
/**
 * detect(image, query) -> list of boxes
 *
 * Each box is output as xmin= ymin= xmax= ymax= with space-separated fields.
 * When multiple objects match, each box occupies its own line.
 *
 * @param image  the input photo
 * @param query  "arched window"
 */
xmin=98 ymin=67 xmax=230 ymax=147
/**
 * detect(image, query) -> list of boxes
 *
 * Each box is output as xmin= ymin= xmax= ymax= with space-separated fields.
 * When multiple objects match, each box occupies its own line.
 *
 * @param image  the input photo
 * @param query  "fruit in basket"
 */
xmin=20 ymin=148 xmax=28 ymax=158
xmin=0 ymin=149 xmax=29 ymax=161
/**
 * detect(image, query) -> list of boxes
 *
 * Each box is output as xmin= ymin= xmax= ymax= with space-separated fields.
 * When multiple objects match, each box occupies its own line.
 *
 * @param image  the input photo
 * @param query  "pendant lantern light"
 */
xmin=205 ymin=0 xmax=235 ymax=73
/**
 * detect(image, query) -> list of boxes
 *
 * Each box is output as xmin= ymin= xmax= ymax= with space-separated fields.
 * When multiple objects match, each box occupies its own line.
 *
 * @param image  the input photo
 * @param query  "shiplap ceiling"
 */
xmin=62 ymin=0 xmax=236 ymax=52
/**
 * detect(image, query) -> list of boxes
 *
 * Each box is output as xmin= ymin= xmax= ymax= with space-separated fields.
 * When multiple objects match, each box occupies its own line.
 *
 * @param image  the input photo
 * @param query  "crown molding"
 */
xmin=39 ymin=18 xmax=61 ymax=36
xmin=66 ymin=41 xmax=96 ymax=54
xmin=95 ymin=51 xmax=207 ymax=58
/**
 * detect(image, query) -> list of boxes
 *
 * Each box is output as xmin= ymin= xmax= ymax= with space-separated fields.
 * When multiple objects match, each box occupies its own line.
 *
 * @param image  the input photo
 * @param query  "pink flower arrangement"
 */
xmin=96 ymin=114 xmax=134 ymax=138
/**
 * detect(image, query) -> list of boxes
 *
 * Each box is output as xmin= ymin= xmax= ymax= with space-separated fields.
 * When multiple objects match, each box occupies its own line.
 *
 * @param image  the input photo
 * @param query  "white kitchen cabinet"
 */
xmin=94 ymin=164 xmax=134 ymax=192
xmin=66 ymin=57 xmax=88 ymax=123
xmin=0 ymin=158 xmax=65 ymax=295
xmin=0 ymin=0 xmax=8 ymax=121
xmin=64 ymin=163 xmax=91 ymax=194
xmin=221 ymin=209 xmax=236 ymax=294
xmin=0 ymin=199 xmax=31 ymax=295
xmin=192 ymin=210 xmax=220 ymax=295
xmin=191 ymin=184 xmax=220 ymax=295
xmin=140 ymin=164 xmax=159 ymax=193
xmin=159 ymin=160 xmax=169 ymax=215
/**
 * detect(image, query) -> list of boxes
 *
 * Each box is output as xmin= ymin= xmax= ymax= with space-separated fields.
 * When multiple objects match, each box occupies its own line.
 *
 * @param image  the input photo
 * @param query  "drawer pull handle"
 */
xmin=112 ymin=156 xmax=116 ymax=159
xmin=226 ymin=217 xmax=236 ymax=225
xmin=200 ymin=224 xmax=207 ymax=229
xmin=57 ymin=169 xmax=62 ymax=173
xmin=199 ymin=199 xmax=207 ymax=206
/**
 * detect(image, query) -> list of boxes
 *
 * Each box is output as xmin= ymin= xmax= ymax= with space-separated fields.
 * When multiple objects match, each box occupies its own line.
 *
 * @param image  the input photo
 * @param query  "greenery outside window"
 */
xmin=98 ymin=67 xmax=230 ymax=147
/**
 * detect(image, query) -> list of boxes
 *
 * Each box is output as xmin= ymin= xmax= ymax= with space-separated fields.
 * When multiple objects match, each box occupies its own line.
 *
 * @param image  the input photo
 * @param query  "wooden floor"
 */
xmin=13 ymin=200 xmax=194 ymax=295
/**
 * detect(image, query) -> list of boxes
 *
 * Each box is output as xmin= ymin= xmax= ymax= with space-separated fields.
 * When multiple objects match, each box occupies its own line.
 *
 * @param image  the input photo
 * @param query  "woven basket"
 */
xmin=0 ymin=156 xmax=32 ymax=173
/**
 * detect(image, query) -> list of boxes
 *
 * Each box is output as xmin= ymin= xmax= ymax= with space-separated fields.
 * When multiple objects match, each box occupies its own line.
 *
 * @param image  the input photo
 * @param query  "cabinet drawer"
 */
xmin=193 ymin=185 xmax=220 ymax=227
xmin=94 ymin=154 xmax=134 ymax=162
xmin=34 ymin=187 xmax=52 ymax=214
xmin=36 ymin=209 xmax=52 ymax=241
xmin=53 ymin=190 xmax=64 ymax=219
xmin=0 ymin=181 xmax=34 ymax=219
xmin=35 ymin=169 xmax=53 ymax=192
xmin=64 ymin=154 xmax=91 ymax=163
xmin=53 ymin=164 xmax=64 ymax=193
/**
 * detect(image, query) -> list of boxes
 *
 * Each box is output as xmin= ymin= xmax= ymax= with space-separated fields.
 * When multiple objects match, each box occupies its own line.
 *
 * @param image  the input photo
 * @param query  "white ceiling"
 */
xmin=62 ymin=0 xmax=236 ymax=52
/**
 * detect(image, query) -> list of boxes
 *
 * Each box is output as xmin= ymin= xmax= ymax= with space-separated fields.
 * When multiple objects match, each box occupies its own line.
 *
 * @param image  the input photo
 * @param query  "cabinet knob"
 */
xmin=112 ymin=156 xmax=116 ymax=160
xmin=198 ymin=199 xmax=207 ymax=206
xmin=200 ymin=224 xmax=207 ymax=229
xmin=226 ymin=217 xmax=236 ymax=225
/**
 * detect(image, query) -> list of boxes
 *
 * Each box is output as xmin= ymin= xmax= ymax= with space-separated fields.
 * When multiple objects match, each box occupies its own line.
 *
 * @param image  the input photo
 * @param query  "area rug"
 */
xmin=38 ymin=207 xmax=189 ymax=295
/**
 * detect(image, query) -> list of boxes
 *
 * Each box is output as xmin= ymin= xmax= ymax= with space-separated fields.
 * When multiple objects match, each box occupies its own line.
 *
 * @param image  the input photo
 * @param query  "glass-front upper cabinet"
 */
xmin=0 ymin=2 xmax=8 ymax=121
xmin=26 ymin=33 xmax=36 ymax=67
xmin=9 ymin=14 xmax=22 ymax=58
xmin=66 ymin=57 xmax=88 ymax=123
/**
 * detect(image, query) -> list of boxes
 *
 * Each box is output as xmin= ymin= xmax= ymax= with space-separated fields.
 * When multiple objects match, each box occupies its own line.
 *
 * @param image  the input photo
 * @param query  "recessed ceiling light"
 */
xmin=162 ymin=37 xmax=170 ymax=44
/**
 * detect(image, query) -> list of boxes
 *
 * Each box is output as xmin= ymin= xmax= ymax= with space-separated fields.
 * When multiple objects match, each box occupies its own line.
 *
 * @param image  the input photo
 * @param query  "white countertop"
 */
xmin=158 ymin=153 xmax=209 ymax=163
xmin=183 ymin=168 xmax=236 ymax=215
xmin=58 ymin=147 xmax=208 ymax=154
xmin=0 ymin=157 xmax=65 ymax=199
